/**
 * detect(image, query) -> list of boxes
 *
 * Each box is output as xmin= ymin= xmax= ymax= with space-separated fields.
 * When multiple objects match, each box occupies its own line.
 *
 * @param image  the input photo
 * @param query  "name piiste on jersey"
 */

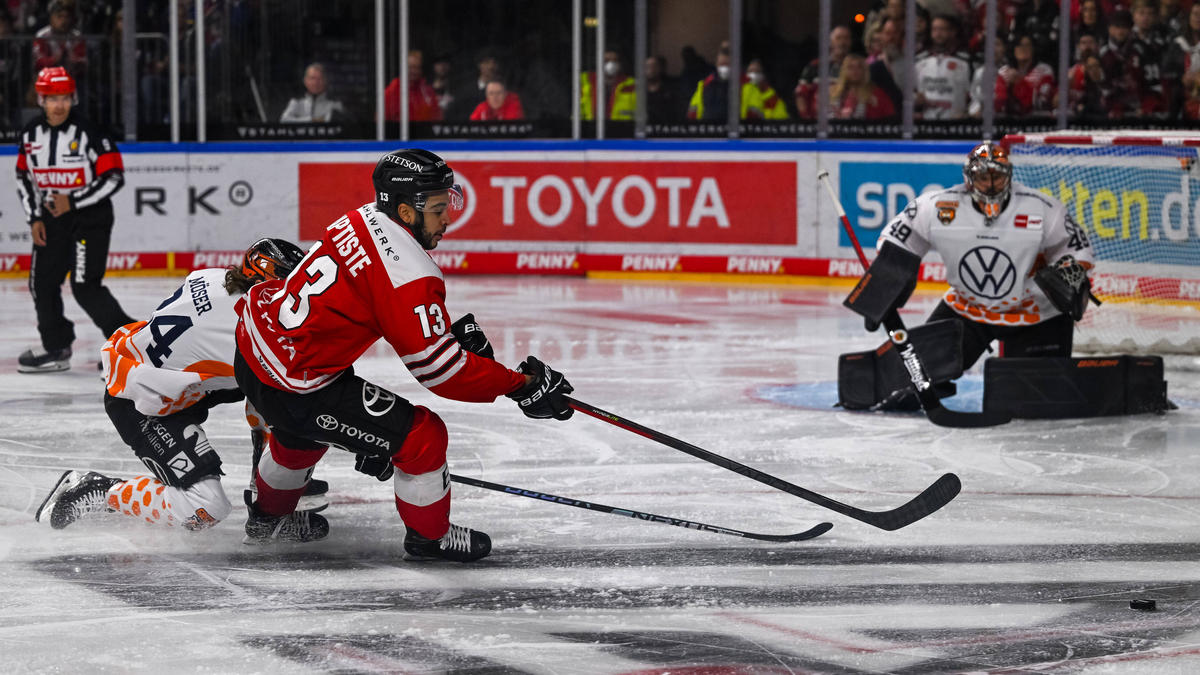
xmin=878 ymin=180 xmax=1093 ymax=326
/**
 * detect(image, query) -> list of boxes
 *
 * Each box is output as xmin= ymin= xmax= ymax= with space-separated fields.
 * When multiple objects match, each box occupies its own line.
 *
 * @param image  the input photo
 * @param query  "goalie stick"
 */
xmin=817 ymin=170 xmax=1012 ymax=429
xmin=565 ymin=396 xmax=961 ymax=531
xmin=450 ymin=474 xmax=833 ymax=542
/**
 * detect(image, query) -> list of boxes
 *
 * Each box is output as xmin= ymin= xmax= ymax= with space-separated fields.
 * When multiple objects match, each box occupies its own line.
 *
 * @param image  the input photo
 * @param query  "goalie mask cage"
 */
xmin=1004 ymin=132 xmax=1200 ymax=357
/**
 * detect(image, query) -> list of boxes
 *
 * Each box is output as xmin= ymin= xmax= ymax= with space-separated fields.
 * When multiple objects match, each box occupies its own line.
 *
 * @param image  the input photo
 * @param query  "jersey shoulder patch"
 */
xmin=356 ymin=205 xmax=443 ymax=289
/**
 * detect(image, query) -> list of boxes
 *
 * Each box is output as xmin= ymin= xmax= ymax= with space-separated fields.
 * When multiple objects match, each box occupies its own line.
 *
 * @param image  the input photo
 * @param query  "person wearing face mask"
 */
xmin=740 ymin=58 xmax=788 ymax=119
xmin=686 ymin=46 xmax=733 ymax=120
xmin=581 ymin=50 xmax=637 ymax=121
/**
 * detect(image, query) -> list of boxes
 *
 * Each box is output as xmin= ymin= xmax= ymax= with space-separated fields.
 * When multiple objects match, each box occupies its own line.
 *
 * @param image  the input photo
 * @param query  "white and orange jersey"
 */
xmin=878 ymin=181 xmax=1094 ymax=327
xmin=103 ymin=268 xmax=242 ymax=416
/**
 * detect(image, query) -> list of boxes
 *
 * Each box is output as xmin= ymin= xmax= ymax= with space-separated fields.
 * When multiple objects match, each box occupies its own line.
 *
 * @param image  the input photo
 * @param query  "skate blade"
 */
xmin=18 ymin=361 xmax=71 ymax=374
xmin=34 ymin=470 xmax=79 ymax=523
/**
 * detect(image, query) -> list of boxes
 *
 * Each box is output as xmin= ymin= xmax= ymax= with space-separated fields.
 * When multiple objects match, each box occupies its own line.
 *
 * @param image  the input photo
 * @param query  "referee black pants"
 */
xmin=29 ymin=203 xmax=135 ymax=351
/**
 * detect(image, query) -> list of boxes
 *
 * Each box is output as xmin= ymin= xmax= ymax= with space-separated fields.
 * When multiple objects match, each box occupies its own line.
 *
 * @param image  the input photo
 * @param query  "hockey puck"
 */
xmin=1130 ymin=598 xmax=1157 ymax=611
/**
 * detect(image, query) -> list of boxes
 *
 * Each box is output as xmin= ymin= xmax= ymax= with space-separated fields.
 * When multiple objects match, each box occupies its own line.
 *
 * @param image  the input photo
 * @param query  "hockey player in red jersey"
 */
xmin=234 ymin=148 xmax=574 ymax=559
xmin=35 ymin=239 xmax=329 ymax=532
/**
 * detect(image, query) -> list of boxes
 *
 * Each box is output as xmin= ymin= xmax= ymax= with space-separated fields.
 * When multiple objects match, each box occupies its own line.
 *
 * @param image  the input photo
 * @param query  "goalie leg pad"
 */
xmin=983 ymin=355 xmax=1169 ymax=418
xmin=843 ymin=240 xmax=922 ymax=330
xmin=837 ymin=319 xmax=965 ymax=410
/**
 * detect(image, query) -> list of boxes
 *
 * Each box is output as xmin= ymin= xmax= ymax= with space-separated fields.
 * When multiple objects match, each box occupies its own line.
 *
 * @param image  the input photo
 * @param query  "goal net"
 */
xmin=1004 ymin=132 xmax=1200 ymax=357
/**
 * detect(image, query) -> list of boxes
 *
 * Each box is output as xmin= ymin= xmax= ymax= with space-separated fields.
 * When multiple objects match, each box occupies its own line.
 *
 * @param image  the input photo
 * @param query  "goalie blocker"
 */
xmin=983 ymin=356 xmax=1170 ymax=418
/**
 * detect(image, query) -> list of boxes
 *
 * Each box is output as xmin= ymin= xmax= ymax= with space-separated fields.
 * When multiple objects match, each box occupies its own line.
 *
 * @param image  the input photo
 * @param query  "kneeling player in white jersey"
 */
xmin=35 ymin=238 xmax=323 ymax=531
xmin=838 ymin=141 xmax=1097 ymax=410
xmin=234 ymin=148 xmax=574 ymax=559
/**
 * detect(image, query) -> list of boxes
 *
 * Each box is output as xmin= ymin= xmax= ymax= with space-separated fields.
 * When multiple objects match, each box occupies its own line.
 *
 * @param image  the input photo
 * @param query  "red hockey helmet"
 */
xmin=35 ymin=67 xmax=76 ymax=97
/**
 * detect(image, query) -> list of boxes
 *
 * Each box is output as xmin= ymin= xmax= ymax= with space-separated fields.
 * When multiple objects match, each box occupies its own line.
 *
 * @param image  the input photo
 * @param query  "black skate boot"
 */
xmin=403 ymin=523 xmax=492 ymax=562
xmin=243 ymin=505 xmax=329 ymax=544
xmin=18 ymin=346 xmax=72 ymax=373
xmin=35 ymin=470 xmax=121 ymax=529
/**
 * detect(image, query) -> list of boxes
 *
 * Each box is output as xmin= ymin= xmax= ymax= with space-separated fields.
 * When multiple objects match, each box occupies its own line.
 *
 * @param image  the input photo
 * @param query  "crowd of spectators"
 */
xmin=798 ymin=0 xmax=1200 ymax=122
xmin=10 ymin=0 xmax=1200 ymax=134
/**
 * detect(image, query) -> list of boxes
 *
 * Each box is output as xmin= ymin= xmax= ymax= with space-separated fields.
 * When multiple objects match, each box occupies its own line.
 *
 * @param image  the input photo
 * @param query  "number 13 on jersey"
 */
xmin=413 ymin=304 xmax=446 ymax=338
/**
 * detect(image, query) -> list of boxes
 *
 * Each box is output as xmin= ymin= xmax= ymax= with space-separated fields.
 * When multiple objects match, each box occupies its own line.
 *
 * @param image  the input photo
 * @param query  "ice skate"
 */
xmin=403 ymin=523 xmax=491 ymax=562
xmin=243 ymin=505 xmax=329 ymax=544
xmin=243 ymin=478 xmax=329 ymax=513
xmin=18 ymin=346 xmax=71 ymax=373
xmin=35 ymin=470 xmax=121 ymax=529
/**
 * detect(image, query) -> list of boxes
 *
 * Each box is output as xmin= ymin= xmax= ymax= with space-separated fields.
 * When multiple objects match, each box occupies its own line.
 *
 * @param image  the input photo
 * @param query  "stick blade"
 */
xmin=868 ymin=472 xmax=962 ymax=531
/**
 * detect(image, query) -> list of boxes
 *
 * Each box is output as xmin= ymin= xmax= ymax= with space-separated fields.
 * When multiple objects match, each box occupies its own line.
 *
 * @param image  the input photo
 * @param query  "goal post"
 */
xmin=1003 ymin=132 xmax=1200 ymax=355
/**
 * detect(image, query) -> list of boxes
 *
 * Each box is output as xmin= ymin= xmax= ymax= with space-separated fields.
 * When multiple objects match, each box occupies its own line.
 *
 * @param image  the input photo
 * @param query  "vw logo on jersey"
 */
xmin=316 ymin=414 xmax=339 ymax=430
xmin=958 ymin=246 xmax=1016 ymax=299
xmin=362 ymin=383 xmax=397 ymax=417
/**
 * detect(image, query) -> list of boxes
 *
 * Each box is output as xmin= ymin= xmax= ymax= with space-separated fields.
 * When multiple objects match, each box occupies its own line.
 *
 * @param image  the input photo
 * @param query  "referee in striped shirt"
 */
xmin=15 ymin=67 xmax=134 ymax=373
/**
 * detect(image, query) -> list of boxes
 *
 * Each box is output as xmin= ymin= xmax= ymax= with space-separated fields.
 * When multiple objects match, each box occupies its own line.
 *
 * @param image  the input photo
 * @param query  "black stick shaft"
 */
xmin=450 ymin=474 xmax=832 ymax=542
xmin=564 ymin=397 xmax=961 ymax=531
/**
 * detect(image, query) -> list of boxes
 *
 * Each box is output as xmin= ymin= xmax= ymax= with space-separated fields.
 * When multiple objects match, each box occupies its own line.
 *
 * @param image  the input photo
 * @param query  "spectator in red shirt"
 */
xmin=384 ymin=50 xmax=442 ymax=122
xmin=33 ymin=0 xmax=86 ymax=74
xmin=830 ymin=52 xmax=896 ymax=119
xmin=469 ymin=80 xmax=524 ymax=120
xmin=1002 ymin=33 xmax=1057 ymax=115
xmin=794 ymin=25 xmax=852 ymax=119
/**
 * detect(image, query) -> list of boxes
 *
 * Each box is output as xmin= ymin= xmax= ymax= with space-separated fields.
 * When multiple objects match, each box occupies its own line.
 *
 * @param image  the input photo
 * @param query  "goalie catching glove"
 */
xmin=507 ymin=356 xmax=574 ymax=420
xmin=1034 ymin=255 xmax=1100 ymax=321
xmin=451 ymin=313 xmax=494 ymax=360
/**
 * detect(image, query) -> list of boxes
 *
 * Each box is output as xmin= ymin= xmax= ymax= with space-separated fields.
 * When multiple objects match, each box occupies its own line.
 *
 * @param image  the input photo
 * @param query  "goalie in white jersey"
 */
xmin=839 ymin=141 xmax=1097 ymax=410
xmin=35 ymin=238 xmax=323 ymax=531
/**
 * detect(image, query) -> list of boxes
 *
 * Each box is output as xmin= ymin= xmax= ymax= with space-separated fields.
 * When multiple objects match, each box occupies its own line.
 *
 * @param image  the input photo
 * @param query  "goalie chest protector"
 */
xmin=983 ymin=356 xmax=1169 ymax=418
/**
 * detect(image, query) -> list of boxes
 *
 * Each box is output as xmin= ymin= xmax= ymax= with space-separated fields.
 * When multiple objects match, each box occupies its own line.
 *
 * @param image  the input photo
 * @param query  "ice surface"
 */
xmin=2 ymin=275 xmax=1199 ymax=673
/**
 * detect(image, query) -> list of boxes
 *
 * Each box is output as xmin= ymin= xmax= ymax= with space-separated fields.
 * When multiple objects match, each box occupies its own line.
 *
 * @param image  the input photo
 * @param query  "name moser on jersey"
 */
xmin=233 ymin=148 xmax=574 ymax=559
xmin=836 ymin=141 xmax=1147 ymax=418
xmin=34 ymin=239 xmax=330 ymax=532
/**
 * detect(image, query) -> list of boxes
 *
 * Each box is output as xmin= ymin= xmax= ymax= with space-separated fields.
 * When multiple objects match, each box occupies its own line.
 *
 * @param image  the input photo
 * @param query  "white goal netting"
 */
xmin=1006 ymin=132 xmax=1200 ymax=359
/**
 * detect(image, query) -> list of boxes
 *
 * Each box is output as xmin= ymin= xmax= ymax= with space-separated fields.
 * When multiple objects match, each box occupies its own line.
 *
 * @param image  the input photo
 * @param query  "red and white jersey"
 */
xmin=103 ymin=268 xmax=241 ymax=416
xmin=878 ymin=181 xmax=1094 ymax=327
xmin=914 ymin=50 xmax=973 ymax=119
xmin=236 ymin=203 xmax=525 ymax=401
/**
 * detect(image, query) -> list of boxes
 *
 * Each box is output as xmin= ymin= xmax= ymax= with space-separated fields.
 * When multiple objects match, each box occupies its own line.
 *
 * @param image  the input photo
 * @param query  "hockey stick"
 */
xmin=565 ymin=397 xmax=961 ymax=531
xmin=450 ymin=474 xmax=832 ymax=542
xmin=817 ymin=170 xmax=1012 ymax=428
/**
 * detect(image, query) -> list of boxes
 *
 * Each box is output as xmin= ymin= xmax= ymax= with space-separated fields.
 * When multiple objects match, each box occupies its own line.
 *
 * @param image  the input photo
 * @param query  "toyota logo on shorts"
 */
xmin=362 ymin=383 xmax=396 ymax=417
xmin=316 ymin=414 xmax=338 ymax=430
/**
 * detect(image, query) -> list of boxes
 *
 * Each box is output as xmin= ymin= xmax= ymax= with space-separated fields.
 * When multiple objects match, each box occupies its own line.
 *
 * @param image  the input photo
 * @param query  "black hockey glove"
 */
xmin=506 ymin=356 xmax=574 ymax=420
xmin=354 ymin=453 xmax=395 ymax=481
xmin=451 ymin=313 xmax=494 ymax=360
xmin=1034 ymin=255 xmax=1100 ymax=321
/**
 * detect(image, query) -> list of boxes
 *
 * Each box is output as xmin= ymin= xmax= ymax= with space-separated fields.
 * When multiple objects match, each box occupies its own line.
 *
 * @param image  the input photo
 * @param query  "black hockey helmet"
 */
xmin=963 ymin=141 xmax=1013 ymax=219
xmin=242 ymin=238 xmax=306 ymax=283
xmin=372 ymin=148 xmax=463 ymax=222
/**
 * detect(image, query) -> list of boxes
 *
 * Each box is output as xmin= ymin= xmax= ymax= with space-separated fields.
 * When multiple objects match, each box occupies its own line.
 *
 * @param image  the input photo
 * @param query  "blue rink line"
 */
xmin=754 ymin=375 xmax=986 ymax=415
